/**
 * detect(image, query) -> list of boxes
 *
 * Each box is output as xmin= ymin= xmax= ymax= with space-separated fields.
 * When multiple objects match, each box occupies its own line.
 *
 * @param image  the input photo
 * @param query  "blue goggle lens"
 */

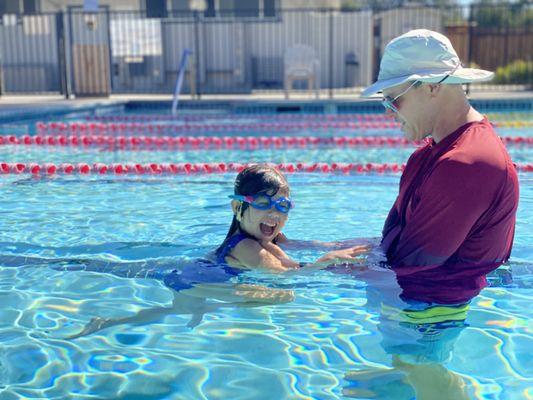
xmin=250 ymin=195 xmax=272 ymax=209
xmin=230 ymin=194 xmax=293 ymax=214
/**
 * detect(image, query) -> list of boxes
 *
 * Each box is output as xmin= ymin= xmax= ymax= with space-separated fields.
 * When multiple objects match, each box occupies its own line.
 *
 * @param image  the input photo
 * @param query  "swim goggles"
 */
xmin=229 ymin=194 xmax=294 ymax=214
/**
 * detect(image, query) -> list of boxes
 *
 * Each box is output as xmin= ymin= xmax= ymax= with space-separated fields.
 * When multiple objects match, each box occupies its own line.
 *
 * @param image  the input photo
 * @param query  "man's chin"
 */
xmin=402 ymin=127 xmax=420 ymax=142
xmin=402 ymin=130 xmax=415 ymax=142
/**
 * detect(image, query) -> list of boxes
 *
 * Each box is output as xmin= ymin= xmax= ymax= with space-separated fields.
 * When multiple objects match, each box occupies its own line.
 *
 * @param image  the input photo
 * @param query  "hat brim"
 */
xmin=361 ymin=67 xmax=494 ymax=97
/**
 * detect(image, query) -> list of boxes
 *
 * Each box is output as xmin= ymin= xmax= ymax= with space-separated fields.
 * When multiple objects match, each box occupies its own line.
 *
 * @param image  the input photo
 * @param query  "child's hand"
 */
xmin=315 ymin=245 xmax=371 ymax=265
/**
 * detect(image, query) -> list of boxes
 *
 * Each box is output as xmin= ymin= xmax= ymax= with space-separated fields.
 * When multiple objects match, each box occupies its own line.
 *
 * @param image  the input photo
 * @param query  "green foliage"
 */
xmin=473 ymin=0 xmax=533 ymax=28
xmin=493 ymin=60 xmax=533 ymax=84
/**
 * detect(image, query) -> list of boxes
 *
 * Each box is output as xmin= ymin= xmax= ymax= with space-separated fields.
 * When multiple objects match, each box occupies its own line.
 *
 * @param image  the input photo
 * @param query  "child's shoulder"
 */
xmin=230 ymin=237 xmax=270 ymax=266
xmin=233 ymin=237 xmax=262 ymax=252
xmin=222 ymin=234 xmax=261 ymax=259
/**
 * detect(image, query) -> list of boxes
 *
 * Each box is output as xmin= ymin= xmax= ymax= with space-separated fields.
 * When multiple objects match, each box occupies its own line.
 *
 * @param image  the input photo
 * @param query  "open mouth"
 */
xmin=260 ymin=222 xmax=277 ymax=236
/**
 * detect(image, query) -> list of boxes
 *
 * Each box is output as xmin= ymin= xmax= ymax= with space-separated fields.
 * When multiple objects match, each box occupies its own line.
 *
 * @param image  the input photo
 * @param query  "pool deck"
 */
xmin=0 ymin=89 xmax=531 ymax=121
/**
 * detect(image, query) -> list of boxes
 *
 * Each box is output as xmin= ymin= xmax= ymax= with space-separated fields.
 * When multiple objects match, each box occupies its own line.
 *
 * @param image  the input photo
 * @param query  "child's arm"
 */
xmin=227 ymin=238 xmax=300 ymax=272
xmin=283 ymin=245 xmax=373 ymax=274
xmin=228 ymin=238 xmax=372 ymax=272
xmin=277 ymin=234 xmax=379 ymax=252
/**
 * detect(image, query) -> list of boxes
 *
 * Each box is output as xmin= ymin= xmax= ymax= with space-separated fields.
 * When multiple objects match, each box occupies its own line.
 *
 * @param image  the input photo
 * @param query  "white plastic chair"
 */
xmin=283 ymin=44 xmax=320 ymax=98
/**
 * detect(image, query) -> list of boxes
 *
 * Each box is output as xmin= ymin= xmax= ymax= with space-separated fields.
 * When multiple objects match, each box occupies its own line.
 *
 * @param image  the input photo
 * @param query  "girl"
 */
xmin=215 ymin=164 xmax=300 ymax=271
xmin=215 ymin=163 xmax=369 ymax=271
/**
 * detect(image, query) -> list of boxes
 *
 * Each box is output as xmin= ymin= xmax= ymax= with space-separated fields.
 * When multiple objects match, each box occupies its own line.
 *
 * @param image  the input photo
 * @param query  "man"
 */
xmin=362 ymin=29 xmax=518 ymax=304
xmin=325 ymin=29 xmax=518 ymax=303
xmin=339 ymin=29 xmax=519 ymax=400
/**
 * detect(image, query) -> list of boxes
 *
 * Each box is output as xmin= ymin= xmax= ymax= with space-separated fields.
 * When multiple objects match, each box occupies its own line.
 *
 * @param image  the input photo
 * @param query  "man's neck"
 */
xmin=431 ymin=95 xmax=484 ymax=143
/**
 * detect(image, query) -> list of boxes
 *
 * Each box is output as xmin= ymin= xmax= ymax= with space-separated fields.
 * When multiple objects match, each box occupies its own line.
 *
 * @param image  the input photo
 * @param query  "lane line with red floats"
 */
xmin=1 ymin=162 xmax=532 ymax=176
xmin=36 ymin=121 xmax=401 ymax=133
xmin=34 ymin=120 xmax=532 ymax=135
xmin=1 ymin=134 xmax=532 ymax=148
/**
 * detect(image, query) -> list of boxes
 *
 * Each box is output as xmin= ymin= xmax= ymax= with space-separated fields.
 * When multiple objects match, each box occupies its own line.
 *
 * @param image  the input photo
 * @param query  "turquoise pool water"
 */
xmin=0 ymin=145 xmax=532 ymax=165
xmin=0 ymin=109 xmax=531 ymax=399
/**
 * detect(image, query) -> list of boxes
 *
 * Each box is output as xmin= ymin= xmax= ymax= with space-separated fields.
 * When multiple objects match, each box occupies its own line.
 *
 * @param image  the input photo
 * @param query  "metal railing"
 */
xmin=0 ymin=4 xmax=531 ymax=97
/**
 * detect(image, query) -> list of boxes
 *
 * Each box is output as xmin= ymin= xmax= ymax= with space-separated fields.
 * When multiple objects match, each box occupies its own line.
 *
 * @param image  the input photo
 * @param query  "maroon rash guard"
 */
xmin=381 ymin=119 xmax=519 ymax=304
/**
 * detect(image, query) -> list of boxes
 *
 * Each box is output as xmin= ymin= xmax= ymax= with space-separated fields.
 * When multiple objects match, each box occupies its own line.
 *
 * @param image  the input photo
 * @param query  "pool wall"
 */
xmin=0 ymin=98 xmax=531 ymax=126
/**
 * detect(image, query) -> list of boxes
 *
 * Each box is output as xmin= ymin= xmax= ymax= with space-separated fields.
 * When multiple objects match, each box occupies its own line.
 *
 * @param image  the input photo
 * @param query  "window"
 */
xmin=0 ymin=0 xmax=22 ymax=14
xmin=146 ymin=0 xmax=167 ymax=18
xmin=172 ymin=0 xmax=189 ymax=10
xmin=205 ymin=0 xmax=215 ymax=17
xmin=0 ymin=0 xmax=37 ymax=13
xmin=264 ymin=0 xmax=276 ymax=17
xmin=203 ymin=0 xmax=277 ymax=18
xmin=23 ymin=0 xmax=37 ymax=13
xmin=220 ymin=0 xmax=259 ymax=17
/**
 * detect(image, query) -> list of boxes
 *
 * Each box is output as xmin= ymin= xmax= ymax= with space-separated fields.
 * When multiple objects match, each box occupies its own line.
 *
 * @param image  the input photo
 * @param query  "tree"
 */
xmin=472 ymin=0 xmax=533 ymax=28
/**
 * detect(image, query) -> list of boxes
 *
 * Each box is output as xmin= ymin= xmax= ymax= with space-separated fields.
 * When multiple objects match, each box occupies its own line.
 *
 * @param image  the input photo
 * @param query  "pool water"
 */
xmin=1 ymin=145 xmax=533 ymax=165
xmin=0 ymin=109 xmax=531 ymax=399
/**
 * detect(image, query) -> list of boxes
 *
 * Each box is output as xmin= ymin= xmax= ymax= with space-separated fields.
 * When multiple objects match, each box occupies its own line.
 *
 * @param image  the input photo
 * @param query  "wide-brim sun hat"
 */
xmin=362 ymin=29 xmax=494 ymax=97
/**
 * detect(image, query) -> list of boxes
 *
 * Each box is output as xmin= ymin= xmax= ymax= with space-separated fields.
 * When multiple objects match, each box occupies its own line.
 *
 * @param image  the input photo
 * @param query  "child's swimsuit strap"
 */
xmin=217 ymin=233 xmax=249 ymax=264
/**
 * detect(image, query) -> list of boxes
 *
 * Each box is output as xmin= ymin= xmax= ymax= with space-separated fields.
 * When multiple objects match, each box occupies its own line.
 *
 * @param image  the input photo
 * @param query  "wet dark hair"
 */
xmin=216 ymin=164 xmax=290 ymax=256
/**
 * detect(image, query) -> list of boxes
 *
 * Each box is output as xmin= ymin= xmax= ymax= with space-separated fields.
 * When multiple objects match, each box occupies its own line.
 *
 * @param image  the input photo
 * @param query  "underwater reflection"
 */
xmin=339 ymin=262 xmax=515 ymax=400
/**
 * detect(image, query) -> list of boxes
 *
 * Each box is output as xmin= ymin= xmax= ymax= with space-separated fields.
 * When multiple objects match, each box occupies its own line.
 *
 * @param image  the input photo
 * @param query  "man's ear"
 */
xmin=427 ymin=83 xmax=442 ymax=97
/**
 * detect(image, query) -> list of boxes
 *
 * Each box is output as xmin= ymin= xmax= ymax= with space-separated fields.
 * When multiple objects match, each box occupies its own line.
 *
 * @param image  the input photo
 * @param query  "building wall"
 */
xmin=39 ymin=0 xmax=142 ymax=12
xmin=279 ymin=0 xmax=343 ymax=10
xmin=158 ymin=9 xmax=373 ymax=90
xmin=38 ymin=0 xmax=344 ymax=13
xmin=241 ymin=9 xmax=372 ymax=88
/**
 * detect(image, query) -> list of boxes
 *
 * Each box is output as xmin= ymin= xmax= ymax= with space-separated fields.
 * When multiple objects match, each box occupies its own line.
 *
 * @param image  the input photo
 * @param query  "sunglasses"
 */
xmin=229 ymin=194 xmax=294 ymax=214
xmin=382 ymin=72 xmax=455 ymax=113
xmin=382 ymin=80 xmax=421 ymax=113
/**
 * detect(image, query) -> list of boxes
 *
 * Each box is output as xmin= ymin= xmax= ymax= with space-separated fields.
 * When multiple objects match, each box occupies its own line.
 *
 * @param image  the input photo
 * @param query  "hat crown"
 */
xmin=378 ymin=29 xmax=460 ymax=81
xmin=361 ymin=28 xmax=493 ymax=97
